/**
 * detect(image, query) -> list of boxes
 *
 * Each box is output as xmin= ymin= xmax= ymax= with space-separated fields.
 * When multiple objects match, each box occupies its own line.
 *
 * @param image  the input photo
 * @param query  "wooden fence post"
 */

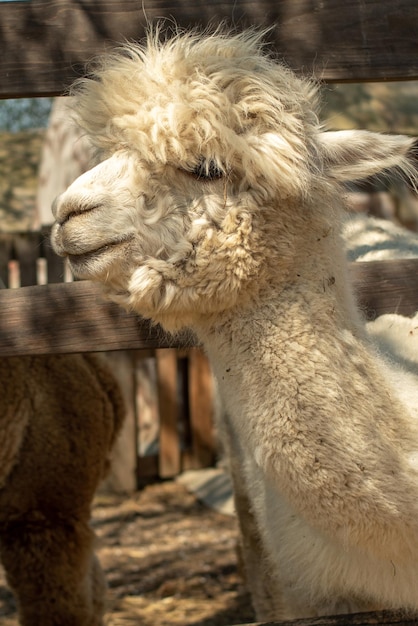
xmin=188 ymin=348 xmax=216 ymax=469
xmin=157 ymin=348 xmax=182 ymax=478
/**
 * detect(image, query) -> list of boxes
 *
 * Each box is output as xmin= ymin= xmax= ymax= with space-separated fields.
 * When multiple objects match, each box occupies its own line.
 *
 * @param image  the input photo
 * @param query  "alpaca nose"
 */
xmin=51 ymin=191 xmax=135 ymax=258
xmin=51 ymin=193 xmax=79 ymax=226
xmin=52 ymin=170 xmax=105 ymax=226
xmin=52 ymin=190 xmax=104 ymax=226
xmin=52 ymin=151 xmax=136 ymax=226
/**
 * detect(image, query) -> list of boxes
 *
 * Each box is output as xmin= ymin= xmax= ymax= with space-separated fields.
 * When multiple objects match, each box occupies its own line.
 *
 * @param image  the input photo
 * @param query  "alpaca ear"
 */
xmin=318 ymin=130 xmax=417 ymax=182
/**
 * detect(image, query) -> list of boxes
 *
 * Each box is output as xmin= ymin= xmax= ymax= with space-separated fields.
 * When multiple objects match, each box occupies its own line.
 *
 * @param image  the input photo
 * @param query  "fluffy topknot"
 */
xmin=69 ymin=25 xmax=320 ymax=199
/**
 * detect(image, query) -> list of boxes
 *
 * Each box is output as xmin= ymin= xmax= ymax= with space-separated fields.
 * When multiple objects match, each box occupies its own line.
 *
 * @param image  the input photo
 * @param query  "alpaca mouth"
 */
xmin=67 ymin=236 xmax=134 ymax=278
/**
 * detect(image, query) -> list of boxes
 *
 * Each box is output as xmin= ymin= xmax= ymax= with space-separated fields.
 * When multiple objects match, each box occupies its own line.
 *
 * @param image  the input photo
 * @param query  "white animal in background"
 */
xmin=52 ymin=27 xmax=418 ymax=620
xmin=343 ymin=214 xmax=418 ymax=447
xmin=344 ymin=213 xmax=418 ymax=262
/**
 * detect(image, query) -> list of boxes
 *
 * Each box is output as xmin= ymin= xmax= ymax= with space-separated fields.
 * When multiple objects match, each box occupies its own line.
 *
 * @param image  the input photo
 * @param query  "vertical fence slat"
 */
xmin=13 ymin=232 xmax=41 ymax=286
xmin=157 ymin=348 xmax=181 ymax=478
xmin=46 ymin=254 xmax=67 ymax=283
xmin=135 ymin=350 xmax=160 ymax=457
xmin=188 ymin=348 xmax=215 ymax=469
xmin=0 ymin=234 xmax=13 ymax=288
xmin=42 ymin=228 xmax=67 ymax=283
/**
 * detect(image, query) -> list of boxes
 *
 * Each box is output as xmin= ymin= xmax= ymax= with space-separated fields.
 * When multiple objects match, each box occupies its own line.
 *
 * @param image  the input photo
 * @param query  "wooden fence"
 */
xmin=2 ymin=2 xmax=418 ymax=623
xmin=0 ymin=229 xmax=217 ymax=487
xmin=4 ymin=228 xmax=418 ymax=490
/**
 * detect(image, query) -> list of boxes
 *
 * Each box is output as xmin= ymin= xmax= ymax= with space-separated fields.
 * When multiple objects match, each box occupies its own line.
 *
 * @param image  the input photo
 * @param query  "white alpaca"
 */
xmin=52 ymin=28 xmax=418 ymax=620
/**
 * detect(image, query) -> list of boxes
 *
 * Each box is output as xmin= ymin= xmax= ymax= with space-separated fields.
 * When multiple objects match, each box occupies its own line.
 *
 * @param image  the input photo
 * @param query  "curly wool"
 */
xmin=71 ymin=27 xmax=320 ymax=200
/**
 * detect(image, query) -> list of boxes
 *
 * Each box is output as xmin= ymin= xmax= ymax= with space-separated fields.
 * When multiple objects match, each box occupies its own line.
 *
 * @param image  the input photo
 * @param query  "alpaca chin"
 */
xmin=68 ymin=238 xmax=134 ymax=281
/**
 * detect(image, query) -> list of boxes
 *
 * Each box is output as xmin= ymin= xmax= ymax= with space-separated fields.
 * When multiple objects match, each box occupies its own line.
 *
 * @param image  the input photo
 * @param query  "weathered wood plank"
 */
xmin=0 ymin=280 xmax=191 ymax=356
xmin=13 ymin=232 xmax=41 ymax=287
xmin=0 ymin=0 xmax=144 ymax=98
xmin=0 ymin=259 xmax=418 ymax=357
xmin=1 ymin=0 xmax=418 ymax=99
xmin=350 ymin=259 xmax=418 ymax=319
xmin=188 ymin=348 xmax=215 ymax=469
xmin=276 ymin=0 xmax=418 ymax=83
xmin=42 ymin=236 xmax=67 ymax=284
xmin=0 ymin=234 xmax=12 ymax=288
xmin=156 ymin=349 xmax=182 ymax=478
xmin=238 ymin=608 xmax=418 ymax=625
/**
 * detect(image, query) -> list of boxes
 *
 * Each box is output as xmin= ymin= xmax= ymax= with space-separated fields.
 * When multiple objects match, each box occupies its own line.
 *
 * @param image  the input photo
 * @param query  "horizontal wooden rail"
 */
xmin=350 ymin=258 xmax=418 ymax=319
xmin=237 ymin=608 xmax=418 ymax=625
xmin=0 ymin=280 xmax=192 ymax=355
xmin=1 ymin=0 xmax=418 ymax=99
xmin=1 ymin=259 xmax=418 ymax=356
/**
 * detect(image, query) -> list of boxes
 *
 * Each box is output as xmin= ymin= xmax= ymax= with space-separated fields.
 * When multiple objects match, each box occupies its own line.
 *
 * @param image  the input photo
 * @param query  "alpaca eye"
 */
xmin=190 ymin=159 xmax=223 ymax=181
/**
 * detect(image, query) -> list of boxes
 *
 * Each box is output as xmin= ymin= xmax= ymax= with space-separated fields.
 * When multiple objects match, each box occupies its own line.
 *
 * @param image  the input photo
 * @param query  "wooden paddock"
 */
xmin=1 ymin=1 xmax=418 ymax=624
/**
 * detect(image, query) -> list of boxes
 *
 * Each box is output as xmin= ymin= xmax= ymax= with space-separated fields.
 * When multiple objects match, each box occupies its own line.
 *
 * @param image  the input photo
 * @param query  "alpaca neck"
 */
xmin=196 ymin=268 xmax=363 ymax=401
xmin=193 ymin=244 xmax=418 ymax=559
xmin=194 ymin=255 xmax=367 ymax=441
xmin=197 ymin=218 xmax=365 ymax=354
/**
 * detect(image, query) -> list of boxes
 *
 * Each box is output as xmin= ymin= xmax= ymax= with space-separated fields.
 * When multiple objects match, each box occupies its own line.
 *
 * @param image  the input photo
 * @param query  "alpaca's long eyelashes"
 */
xmin=189 ymin=159 xmax=224 ymax=181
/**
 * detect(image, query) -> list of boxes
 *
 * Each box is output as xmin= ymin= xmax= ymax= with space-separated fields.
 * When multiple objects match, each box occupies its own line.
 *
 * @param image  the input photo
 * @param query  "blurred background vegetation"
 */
xmin=322 ymin=82 xmax=418 ymax=135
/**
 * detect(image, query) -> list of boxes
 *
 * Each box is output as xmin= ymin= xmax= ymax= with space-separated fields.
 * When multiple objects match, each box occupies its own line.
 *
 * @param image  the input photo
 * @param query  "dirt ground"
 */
xmin=0 ymin=479 xmax=255 ymax=626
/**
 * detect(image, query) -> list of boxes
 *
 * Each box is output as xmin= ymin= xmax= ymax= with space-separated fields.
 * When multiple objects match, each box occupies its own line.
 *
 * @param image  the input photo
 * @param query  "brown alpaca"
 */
xmin=0 ymin=353 xmax=125 ymax=625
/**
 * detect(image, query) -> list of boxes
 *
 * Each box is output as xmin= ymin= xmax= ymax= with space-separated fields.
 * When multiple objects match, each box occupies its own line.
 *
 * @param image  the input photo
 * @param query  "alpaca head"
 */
xmin=51 ymin=27 xmax=415 ymax=331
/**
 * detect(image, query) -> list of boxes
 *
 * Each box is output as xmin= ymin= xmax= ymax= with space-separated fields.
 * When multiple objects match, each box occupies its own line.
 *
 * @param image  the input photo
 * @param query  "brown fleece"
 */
xmin=0 ymin=353 xmax=125 ymax=626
